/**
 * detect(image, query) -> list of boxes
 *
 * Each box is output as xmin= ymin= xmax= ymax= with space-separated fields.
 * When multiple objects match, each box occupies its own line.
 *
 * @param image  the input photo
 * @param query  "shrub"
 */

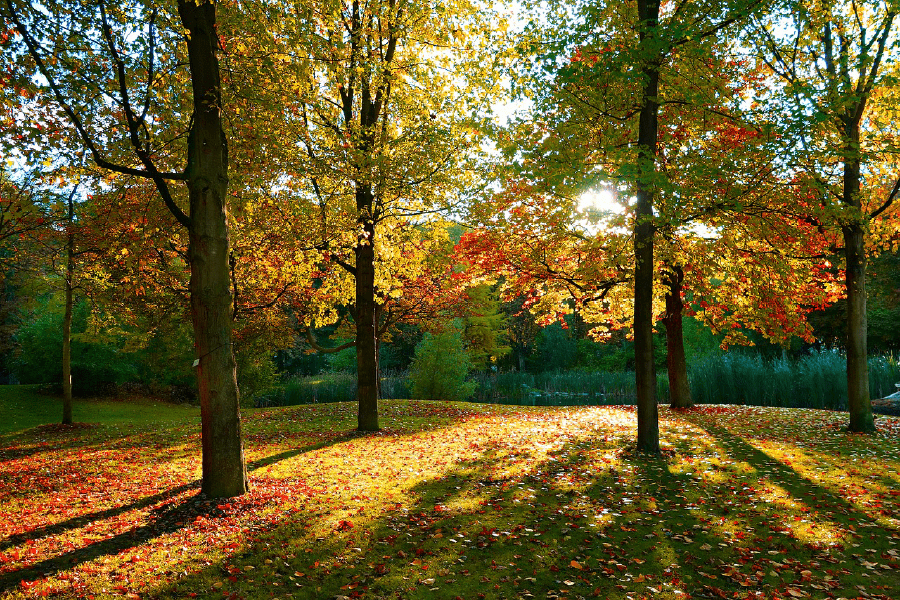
xmin=13 ymin=295 xmax=137 ymax=395
xmin=407 ymin=332 xmax=476 ymax=401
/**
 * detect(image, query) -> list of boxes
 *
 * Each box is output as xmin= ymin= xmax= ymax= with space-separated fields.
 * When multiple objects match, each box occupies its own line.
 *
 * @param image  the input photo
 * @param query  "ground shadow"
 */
xmin=145 ymin=429 xmax=820 ymax=599
xmin=146 ymin=412 xmax=900 ymax=600
xmin=0 ymin=431 xmax=360 ymax=593
xmin=685 ymin=415 xmax=895 ymax=532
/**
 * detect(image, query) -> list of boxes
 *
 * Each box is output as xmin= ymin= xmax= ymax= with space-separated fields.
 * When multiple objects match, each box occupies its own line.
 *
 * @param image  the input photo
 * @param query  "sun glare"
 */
xmin=577 ymin=188 xmax=623 ymax=214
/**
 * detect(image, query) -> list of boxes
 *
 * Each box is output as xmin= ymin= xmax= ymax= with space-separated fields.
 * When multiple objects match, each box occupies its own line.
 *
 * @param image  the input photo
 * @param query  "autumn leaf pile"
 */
xmin=1 ymin=400 xmax=898 ymax=599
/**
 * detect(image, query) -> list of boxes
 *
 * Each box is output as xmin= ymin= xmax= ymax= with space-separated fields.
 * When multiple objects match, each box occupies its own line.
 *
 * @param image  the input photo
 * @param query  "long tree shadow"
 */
xmin=147 ymin=441 xmax=632 ymax=599
xmin=8 ymin=404 xmax=898 ymax=598
xmin=146 ymin=413 xmax=900 ymax=600
xmin=0 ymin=480 xmax=200 ymax=553
xmin=692 ymin=419 xmax=895 ymax=531
xmin=0 ymin=432 xmax=359 ymax=593
xmin=0 ymin=496 xmax=208 ymax=592
xmin=680 ymin=414 xmax=900 ymax=594
xmin=0 ymin=422 xmax=188 ymax=464
xmin=145 ymin=429 xmax=821 ymax=600
xmin=0 ymin=400 xmax=480 ymax=562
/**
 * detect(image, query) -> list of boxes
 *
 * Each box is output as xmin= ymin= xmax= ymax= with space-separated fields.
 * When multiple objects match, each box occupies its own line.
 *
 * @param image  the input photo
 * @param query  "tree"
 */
xmin=459 ymin=168 xmax=837 ymax=409
xmin=0 ymin=170 xmax=49 ymax=382
xmin=661 ymin=264 xmax=692 ymax=408
xmin=462 ymin=284 xmax=511 ymax=369
xmin=228 ymin=0 xmax=500 ymax=430
xmin=467 ymin=2 xmax=844 ymax=421
xmin=501 ymin=0 xmax=783 ymax=450
xmin=751 ymin=0 xmax=900 ymax=432
xmin=2 ymin=0 xmax=247 ymax=496
xmin=61 ymin=187 xmax=76 ymax=423
xmin=300 ymin=220 xmax=470 ymax=398
xmin=0 ymin=168 xmax=100 ymax=421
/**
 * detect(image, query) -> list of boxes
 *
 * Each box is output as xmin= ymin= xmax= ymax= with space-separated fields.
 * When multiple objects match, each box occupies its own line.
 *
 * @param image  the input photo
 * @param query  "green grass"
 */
xmin=1 ymin=386 xmax=899 ymax=599
xmin=0 ymin=385 xmax=198 ymax=436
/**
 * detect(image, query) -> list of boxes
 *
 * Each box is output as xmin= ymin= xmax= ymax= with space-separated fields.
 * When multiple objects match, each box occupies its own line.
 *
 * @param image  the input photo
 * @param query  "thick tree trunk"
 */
xmin=844 ymin=225 xmax=872 ymax=430
xmin=842 ymin=121 xmax=874 ymax=432
xmin=62 ymin=217 xmax=74 ymax=424
xmin=663 ymin=265 xmax=693 ymax=409
xmin=179 ymin=0 xmax=248 ymax=497
xmin=355 ymin=186 xmax=380 ymax=431
xmin=633 ymin=0 xmax=661 ymax=453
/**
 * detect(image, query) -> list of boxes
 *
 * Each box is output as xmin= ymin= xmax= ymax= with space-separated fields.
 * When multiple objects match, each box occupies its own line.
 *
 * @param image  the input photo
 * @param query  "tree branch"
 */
xmin=304 ymin=328 xmax=357 ymax=353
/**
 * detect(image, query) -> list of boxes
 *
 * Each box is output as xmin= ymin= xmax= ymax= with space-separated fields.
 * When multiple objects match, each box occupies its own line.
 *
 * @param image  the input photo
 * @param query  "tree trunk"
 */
xmin=633 ymin=0 xmax=661 ymax=453
xmin=62 ymin=201 xmax=74 ymax=424
xmin=179 ymin=0 xmax=248 ymax=497
xmin=842 ymin=120 xmax=874 ymax=432
xmin=355 ymin=185 xmax=380 ymax=431
xmin=663 ymin=265 xmax=693 ymax=409
xmin=845 ymin=224 xmax=873 ymax=430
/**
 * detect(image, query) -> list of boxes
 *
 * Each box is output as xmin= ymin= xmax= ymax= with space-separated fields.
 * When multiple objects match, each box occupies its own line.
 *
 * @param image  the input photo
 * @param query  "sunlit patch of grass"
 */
xmin=1 ymin=396 xmax=900 ymax=599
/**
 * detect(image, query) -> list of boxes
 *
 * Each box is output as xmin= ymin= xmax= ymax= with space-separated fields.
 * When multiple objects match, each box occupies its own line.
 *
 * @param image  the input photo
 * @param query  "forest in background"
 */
xmin=3 ymin=240 xmax=899 ymax=408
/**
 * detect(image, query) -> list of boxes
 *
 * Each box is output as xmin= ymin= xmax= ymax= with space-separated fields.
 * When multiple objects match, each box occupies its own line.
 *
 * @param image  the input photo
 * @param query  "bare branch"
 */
xmin=870 ymin=173 xmax=900 ymax=219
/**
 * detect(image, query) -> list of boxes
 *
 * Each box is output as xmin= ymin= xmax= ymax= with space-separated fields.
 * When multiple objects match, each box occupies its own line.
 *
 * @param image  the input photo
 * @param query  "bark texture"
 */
xmin=179 ymin=0 xmax=248 ymax=497
xmin=355 ymin=186 xmax=380 ymax=431
xmin=62 ymin=208 xmax=74 ymax=424
xmin=842 ymin=120 xmax=874 ymax=432
xmin=663 ymin=266 xmax=693 ymax=409
xmin=633 ymin=0 xmax=661 ymax=453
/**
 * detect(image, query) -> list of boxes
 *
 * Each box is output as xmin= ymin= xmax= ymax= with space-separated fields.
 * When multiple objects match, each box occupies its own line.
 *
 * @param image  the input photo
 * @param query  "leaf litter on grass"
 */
xmin=0 ymin=399 xmax=898 ymax=599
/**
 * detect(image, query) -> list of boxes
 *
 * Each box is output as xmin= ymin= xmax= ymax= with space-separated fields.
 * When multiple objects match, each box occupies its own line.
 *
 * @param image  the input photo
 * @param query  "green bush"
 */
xmin=326 ymin=344 xmax=358 ymax=373
xmin=132 ymin=320 xmax=195 ymax=389
xmin=407 ymin=332 xmax=476 ymax=401
xmin=235 ymin=350 xmax=280 ymax=408
xmin=534 ymin=323 xmax=577 ymax=371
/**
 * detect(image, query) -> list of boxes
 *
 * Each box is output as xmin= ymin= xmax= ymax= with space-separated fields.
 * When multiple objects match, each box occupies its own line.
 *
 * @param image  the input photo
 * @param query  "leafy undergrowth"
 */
xmin=1 ymin=396 xmax=899 ymax=600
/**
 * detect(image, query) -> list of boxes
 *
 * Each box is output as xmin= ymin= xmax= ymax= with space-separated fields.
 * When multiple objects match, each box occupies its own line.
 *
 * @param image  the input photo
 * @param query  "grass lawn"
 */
xmin=0 ymin=386 xmax=198 ymax=435
xmin=0 ymin=386 xmax=898 ymax=599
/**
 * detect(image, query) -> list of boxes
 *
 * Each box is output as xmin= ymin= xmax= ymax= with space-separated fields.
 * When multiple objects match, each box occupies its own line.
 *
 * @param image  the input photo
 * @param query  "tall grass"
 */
xmin=688 ymin=350 xmax=900 ymax=409
xmin=257 ymin=351 xmax=900 ymax=410
xmin=869 ymin=354 xmax=900 ymax=399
